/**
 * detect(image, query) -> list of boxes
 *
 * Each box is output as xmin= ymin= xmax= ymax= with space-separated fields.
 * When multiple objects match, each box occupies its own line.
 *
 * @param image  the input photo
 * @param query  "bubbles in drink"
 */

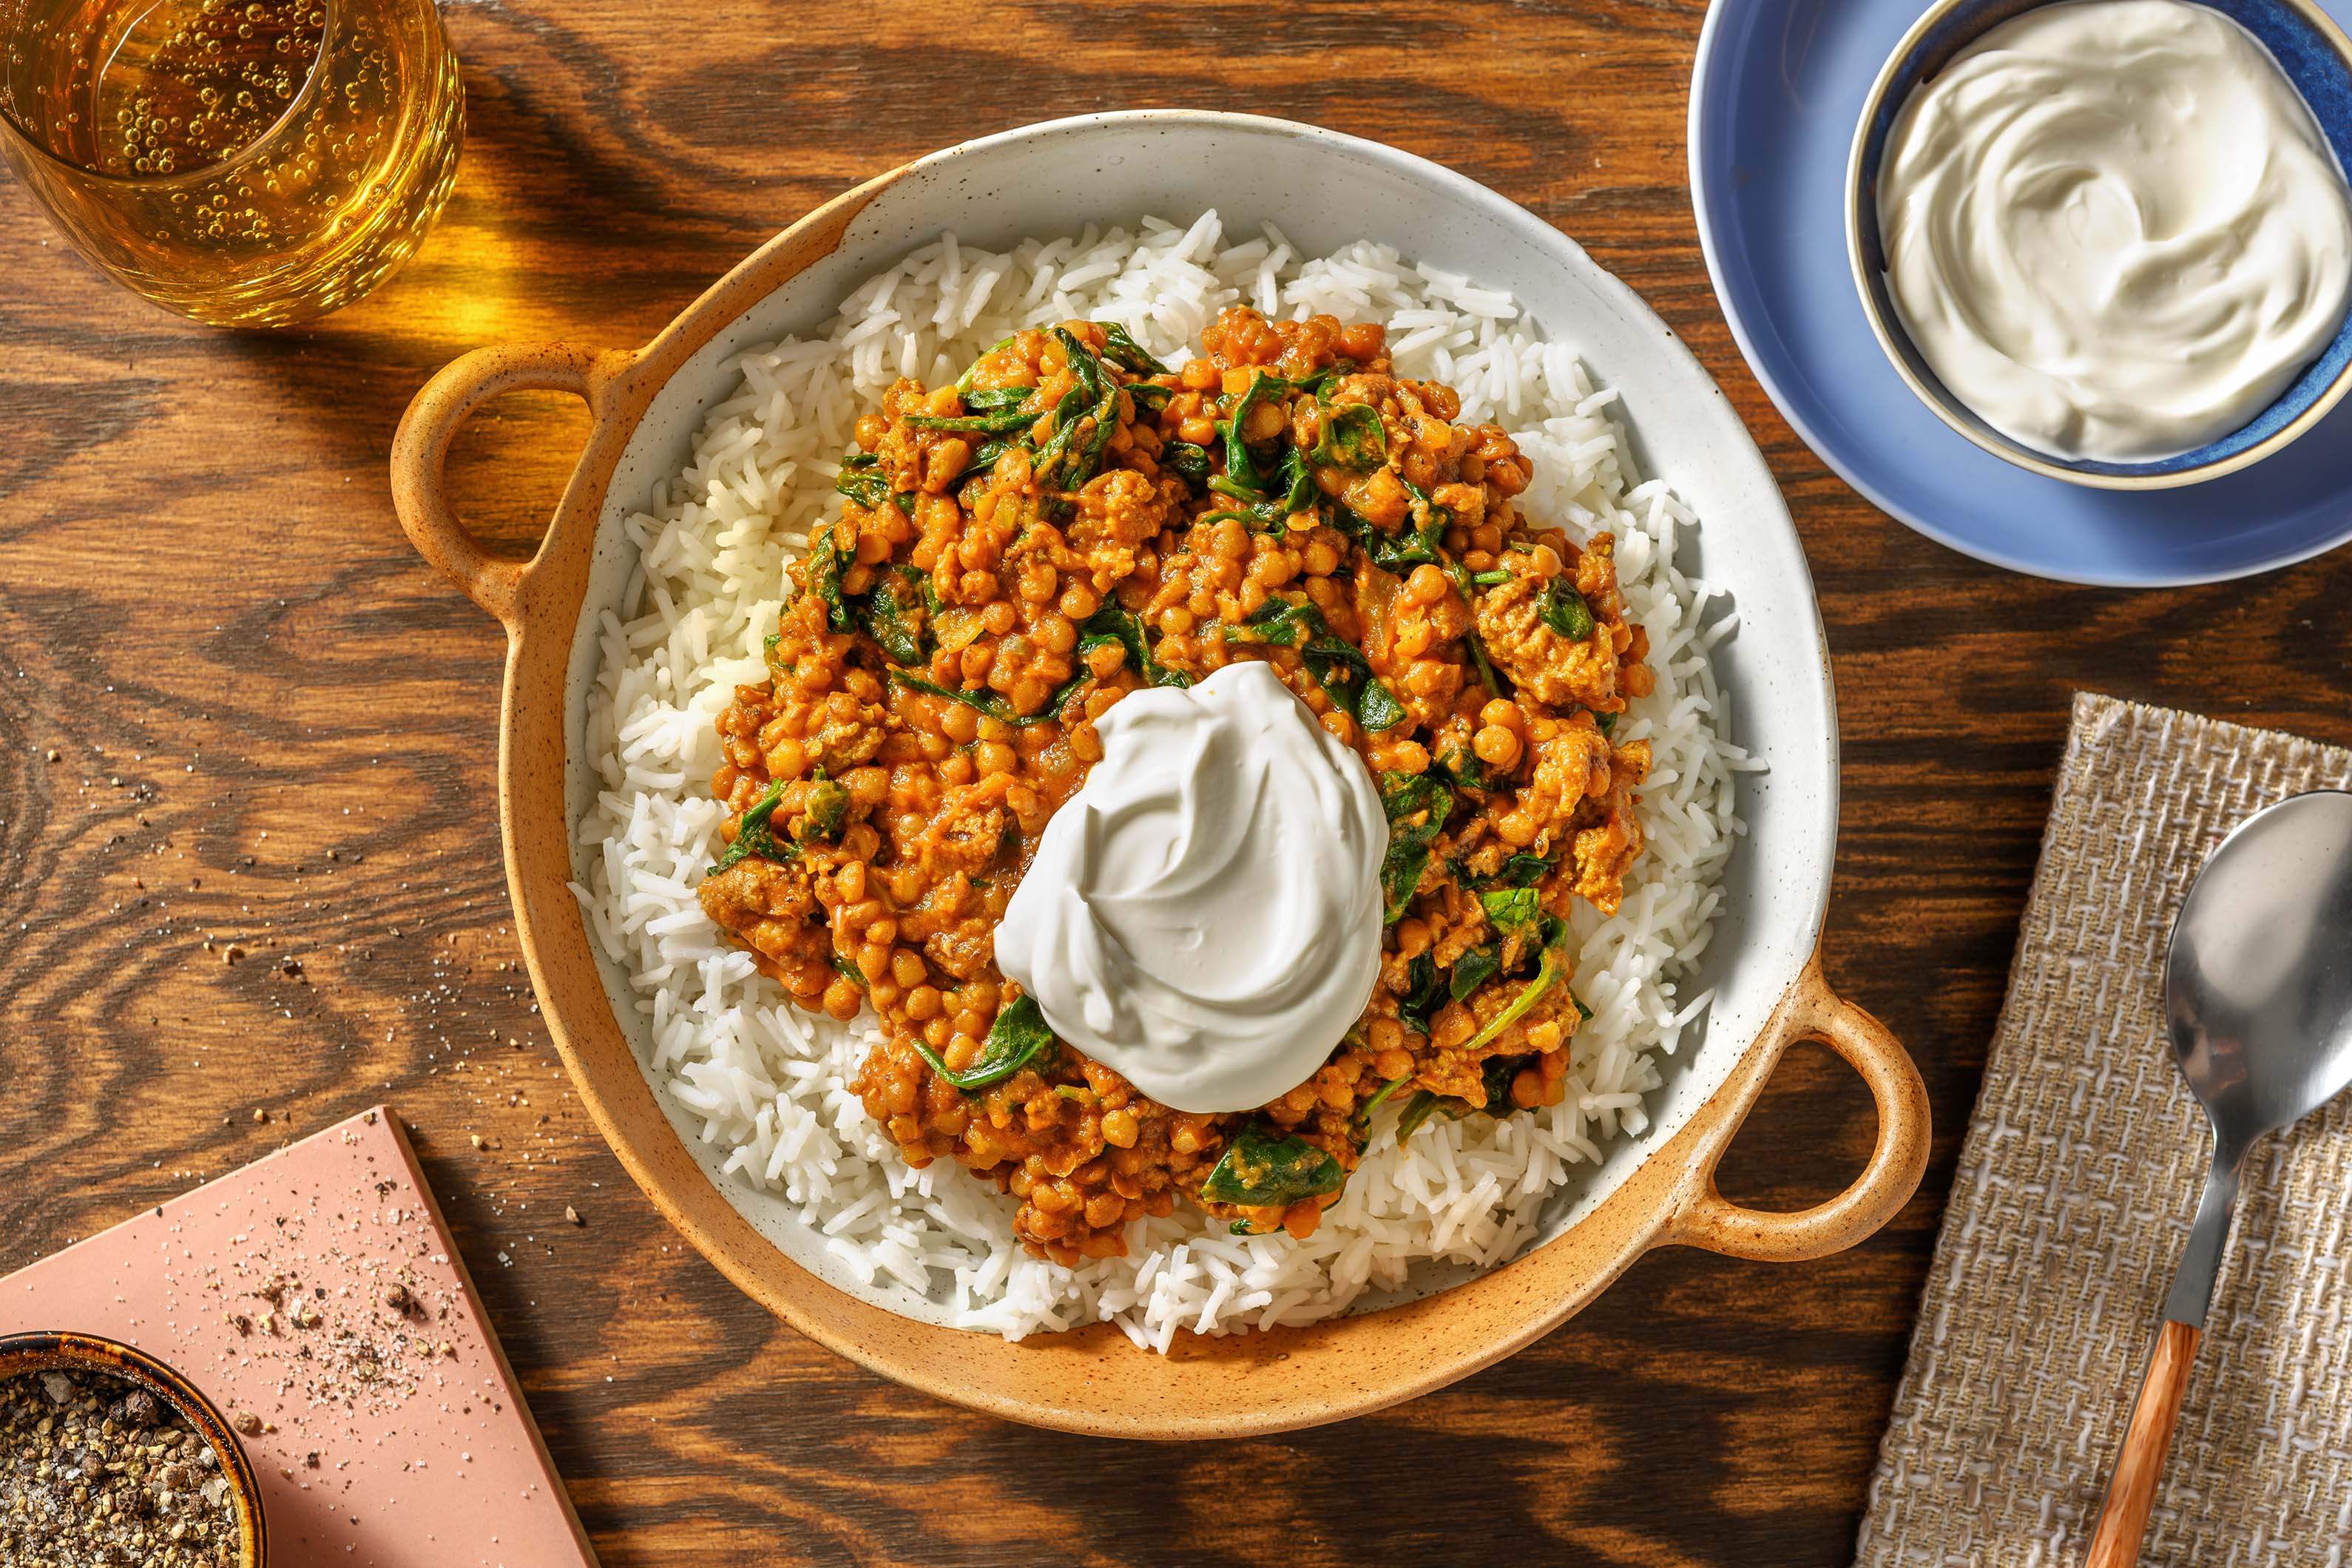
xmin=0 ymin=0 xmax=462 ymax=324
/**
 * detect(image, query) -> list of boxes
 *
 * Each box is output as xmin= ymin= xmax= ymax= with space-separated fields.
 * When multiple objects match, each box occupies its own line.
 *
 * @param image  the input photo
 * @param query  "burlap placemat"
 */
xmin=1856 ymin=692 xmax=2352 ymax=1566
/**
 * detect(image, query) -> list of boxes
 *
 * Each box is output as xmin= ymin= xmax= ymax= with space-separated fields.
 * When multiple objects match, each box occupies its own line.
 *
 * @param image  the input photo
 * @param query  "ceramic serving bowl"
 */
xmin=388 ymin=109 xmax=1928 ymax=1438
xmin=0 ymin=1331 xmax=268 ymax=1565
xmin=1847 ymin=0 xmax=2352 ymax=490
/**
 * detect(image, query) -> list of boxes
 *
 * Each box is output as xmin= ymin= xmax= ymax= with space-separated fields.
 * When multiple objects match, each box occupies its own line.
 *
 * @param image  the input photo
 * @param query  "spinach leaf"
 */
xmin=1222 ymin=370 xmax=1282 ymax=496
xmin=1126 ymin=382 xmax=1174 ymax=411
xmin=959 ymin=385 xmax=1034 ymax=411
xmin=1394 ymin=1091 xmax=1443 ymax=1142
xmin=706 ymin=780 xmax=798 ymax=877
xmin=1329 ymin=501 xmax=1444 ymax=571
xmin=1351 ymin=671 xmax=1408 ymax=733
xmin=1075 ymin=383 xmax=1123 ymax=486
xmin=1444 ymin=560 xmax=1507 ymax=699
xmin=1461 ymin=942 xmax=1569 ymax=1056
xmin=1226 ymin=598 xmax=1405 ymax=732
xmin=1390 ymin=1054 xmax=1541 ymax=1146
xmin=1229 ymin=595 xmax=1322 ymax=649
xmin=1378 ymin=771 xmax=1454 ymax=922
xmin=1077 ymin=601 xmax=1191 ymax=690
xmin=1028 ymin=382 xmax=1091 ymax=468
xmin=1354 ymin=1076 xmax=1410 ymax=1131
xmin=954 ymin=439 xmax=1011 ymax=484
xmin=1479 ymin=1052 xmax=1535 ymax=1113
xmin=1311 ymin=402 xmax=1386 ymax=470
xmin=1597 ymin=712 xmax=1617 ymax=737
xmin=888 ymin=668 xmax=1086 ymax=728
xmin=905 ymin=407 xmax=1036 ymax=435
xmin=1379 ymin=768 xmax=1453 ymax=826
xmin=1029 ymin=387 xmax=1099 ymax=496
xmin=1160 ymin=440 xmax=1214 ymax=487
xmin=1302 ymin=635 xmax=1403 ymax=734
xmin=1203 ymin=473 xmax=1294 ymax=533
xmin=1452 ymin=848 xmax=1550 ymax=890
xmin=1053 ymin=325 xmax=1106 ymax=403
xmin=1541 ymin=581 xmax=1596 ymax=641
xmin=1097 ymin=322 xmax=1167 ymax=375
xmin=851 ymin=568 xmax=930 ymax=666
xmin=1032 ymin=329 xmax=1123 ymax=501
xmin=809 ymin=533 xmax=856 ymax=636
xmin=1446 ymin=891 xmax=1551 ymax=1013
xmin=1448 ymin=945 xmax=1501 ymax=1004
xmin=1062 ymin=328 xmax=1124 ymax=483
xmin=827 ymin=951 xmax=867 ymax=990
xmin=794 ymin=774 xmax=849 ymax=845
xmin=1398 ymin=950 xmax=1447 ymax=1037
xmin=834 ymin=453 xmax=894 ymax=512
xmin=1399 ymin=475 xmax=1453 ymax=532
xmin=1494 ymin=852 xmax=1552 ymax=888
xmin=1367 ymin=517 xmax=1447 ymax=571
xmin=1471 ymin=569 xmax=1513 ymax=586
xmin=1280 ymin=443 xmax=1316 ymax=516
xmin=911 ymin=993 xmax=1058 ymax=1092
xmin=1430 ymin=742 xmax=1492 ymax=792
xmin=953 ymin=334 xmax=1017 ymax=396
xmin=1480 ymin=886 xmax=1542 ymax=936
xmin=1199 ymin=1126 xmax=1345 ymax=1208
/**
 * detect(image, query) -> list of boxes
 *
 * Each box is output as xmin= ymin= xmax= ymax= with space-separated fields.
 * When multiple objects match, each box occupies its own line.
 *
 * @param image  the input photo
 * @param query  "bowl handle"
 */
xmin=390 ymin=342 xmax=636 ymax=630
xmin=1666 ymin=957 xmax=1929 ymax=1261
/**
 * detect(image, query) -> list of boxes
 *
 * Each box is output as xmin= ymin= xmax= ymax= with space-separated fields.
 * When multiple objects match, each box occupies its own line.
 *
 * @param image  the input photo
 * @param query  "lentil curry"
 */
xmin=697 ymin=307 xmax=1655 ymax=1265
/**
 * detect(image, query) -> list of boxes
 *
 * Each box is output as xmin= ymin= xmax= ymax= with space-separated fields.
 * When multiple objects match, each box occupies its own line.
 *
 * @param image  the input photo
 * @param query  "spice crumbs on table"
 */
xmin=0 ymin=1365 xmax=240 ymax=1567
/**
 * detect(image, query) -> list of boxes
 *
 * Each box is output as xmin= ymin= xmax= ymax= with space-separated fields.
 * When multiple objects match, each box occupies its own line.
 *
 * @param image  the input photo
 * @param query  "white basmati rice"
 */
xmin=572 ymin=212 xmax=1755 ymax=1348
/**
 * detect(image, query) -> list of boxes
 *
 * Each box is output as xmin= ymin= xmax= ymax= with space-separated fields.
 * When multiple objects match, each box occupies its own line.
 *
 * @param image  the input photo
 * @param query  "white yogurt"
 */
xmin=995 ymin=660 xmax=1385 ymax=1115
xmin=1876 ymin=0 xmax=2352 ymax=462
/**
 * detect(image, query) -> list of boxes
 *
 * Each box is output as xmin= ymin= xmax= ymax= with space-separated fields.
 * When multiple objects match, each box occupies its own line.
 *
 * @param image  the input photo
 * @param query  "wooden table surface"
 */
xmin=7 ymin=3 xmax=2349 ymax=1564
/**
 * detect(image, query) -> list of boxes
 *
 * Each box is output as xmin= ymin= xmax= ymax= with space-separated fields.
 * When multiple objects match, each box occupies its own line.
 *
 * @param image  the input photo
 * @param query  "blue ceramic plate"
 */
xmin=1690 ymin=0 xmax=2352 ymax=585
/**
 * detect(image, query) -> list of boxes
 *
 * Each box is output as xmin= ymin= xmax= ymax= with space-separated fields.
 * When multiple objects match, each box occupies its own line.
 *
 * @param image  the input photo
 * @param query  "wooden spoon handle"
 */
xmin=2085 ymin=1318 xmax=2200 ymax=1568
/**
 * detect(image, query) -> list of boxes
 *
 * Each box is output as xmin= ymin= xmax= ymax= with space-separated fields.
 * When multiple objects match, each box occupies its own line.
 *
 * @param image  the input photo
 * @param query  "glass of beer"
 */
xmin=0 ymin=0 xmax=464 ymax=327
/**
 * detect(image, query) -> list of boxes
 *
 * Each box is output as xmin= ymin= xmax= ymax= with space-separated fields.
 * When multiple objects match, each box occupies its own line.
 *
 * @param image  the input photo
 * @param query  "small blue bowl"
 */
xmin=1847 ymin=0 xmax=2352 ymax=490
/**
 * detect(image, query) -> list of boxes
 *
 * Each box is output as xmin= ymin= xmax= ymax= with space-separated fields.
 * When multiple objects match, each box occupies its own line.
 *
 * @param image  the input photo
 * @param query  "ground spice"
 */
xmin=0 ymin=1365 xmax=240 ymax=1567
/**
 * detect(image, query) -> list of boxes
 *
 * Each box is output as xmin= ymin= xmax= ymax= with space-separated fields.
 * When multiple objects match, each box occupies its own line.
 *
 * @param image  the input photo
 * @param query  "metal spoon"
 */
xmin=2086 ymin=789 xmax=2352 ymax=1567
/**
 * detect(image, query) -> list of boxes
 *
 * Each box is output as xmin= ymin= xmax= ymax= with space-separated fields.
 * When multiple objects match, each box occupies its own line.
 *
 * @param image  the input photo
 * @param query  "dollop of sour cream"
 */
xmin=1876 ymin=0 xmax=2352 ymax=462
xmin=995 ymin=660 xmax=1385 ymax=1115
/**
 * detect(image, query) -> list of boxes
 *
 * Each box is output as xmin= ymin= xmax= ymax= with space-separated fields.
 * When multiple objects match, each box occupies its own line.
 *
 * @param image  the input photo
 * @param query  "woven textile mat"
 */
xmin=1856 ymin=692 xmax=2352 ymax=1567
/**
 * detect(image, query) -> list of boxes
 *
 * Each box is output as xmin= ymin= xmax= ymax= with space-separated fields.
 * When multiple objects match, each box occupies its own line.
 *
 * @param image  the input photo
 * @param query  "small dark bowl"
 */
xmin=0 ymin=1330 xmax=268 ymax=1566
xmin=1846 ymin=0 xmax=2352 ymax=489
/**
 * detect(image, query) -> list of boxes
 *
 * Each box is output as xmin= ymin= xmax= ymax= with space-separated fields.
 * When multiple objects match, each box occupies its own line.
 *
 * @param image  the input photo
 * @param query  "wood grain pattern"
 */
xmin=2085 ymin=1319 xmax=2201 ymax=1568
xmin=4 ymin=1 xmax=2345 ymax=1561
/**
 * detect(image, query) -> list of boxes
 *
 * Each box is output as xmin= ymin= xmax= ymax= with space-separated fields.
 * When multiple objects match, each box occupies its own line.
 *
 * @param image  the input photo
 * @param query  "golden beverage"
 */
xmin=0 ymin=0 xmax=462 ymax=326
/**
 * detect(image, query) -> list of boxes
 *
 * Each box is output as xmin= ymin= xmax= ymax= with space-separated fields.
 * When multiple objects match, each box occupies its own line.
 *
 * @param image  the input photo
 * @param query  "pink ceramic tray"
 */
xmin=1 ymin=1106 xmax=599 ymax=1567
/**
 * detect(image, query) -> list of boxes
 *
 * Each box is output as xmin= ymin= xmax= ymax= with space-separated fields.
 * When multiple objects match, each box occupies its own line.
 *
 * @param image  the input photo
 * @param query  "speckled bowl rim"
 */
xmin=0 ymin=1330 xmax=267 ymax=1567
xmin=1845 ymin=0 xmax=2352 ymax=490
